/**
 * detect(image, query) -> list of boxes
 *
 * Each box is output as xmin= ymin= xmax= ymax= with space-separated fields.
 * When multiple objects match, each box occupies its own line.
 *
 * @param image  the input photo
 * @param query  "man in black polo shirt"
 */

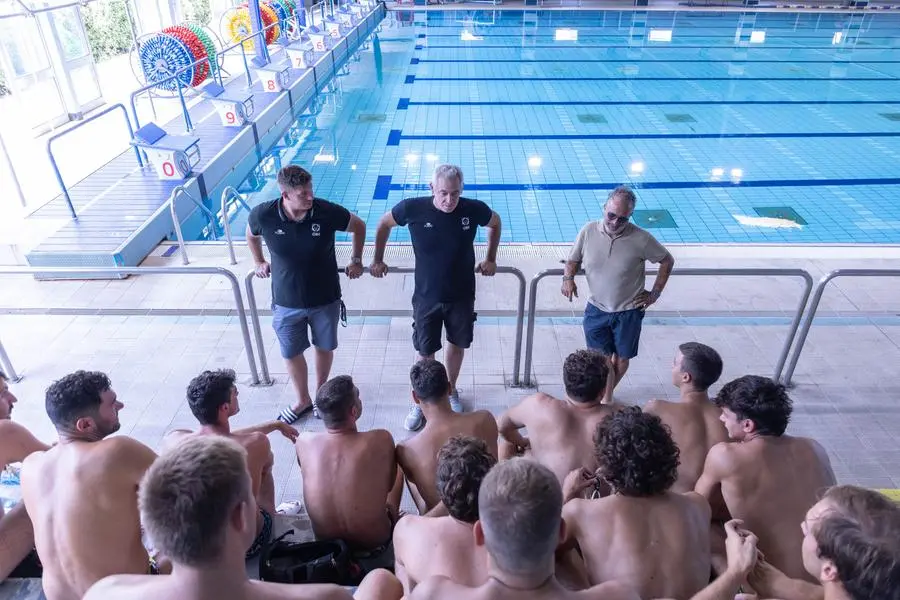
xmin=371 ymin=164 xmax=502 ymax=431
xmin=247 ymin=166 xmax=366 ymax=424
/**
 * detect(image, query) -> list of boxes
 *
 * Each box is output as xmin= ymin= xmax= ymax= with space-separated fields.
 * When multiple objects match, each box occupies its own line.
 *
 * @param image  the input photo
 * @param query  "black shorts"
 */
xmin=412 ymin=299 xmax=477 ymax=356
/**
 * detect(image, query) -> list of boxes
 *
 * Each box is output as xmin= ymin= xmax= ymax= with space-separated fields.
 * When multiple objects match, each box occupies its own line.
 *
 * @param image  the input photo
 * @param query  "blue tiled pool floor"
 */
xmin=224 ymin=9 xmax=900 ymax=244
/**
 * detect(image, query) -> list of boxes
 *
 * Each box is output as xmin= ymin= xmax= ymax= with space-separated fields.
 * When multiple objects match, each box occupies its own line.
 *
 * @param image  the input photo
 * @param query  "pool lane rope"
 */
xmin=138 ymin=33 xmax=196 ymax=91
xmin=225 ymin=4 xmax=281 ymax=50
xmin=162 ymin=25 xmax=209 ymax=86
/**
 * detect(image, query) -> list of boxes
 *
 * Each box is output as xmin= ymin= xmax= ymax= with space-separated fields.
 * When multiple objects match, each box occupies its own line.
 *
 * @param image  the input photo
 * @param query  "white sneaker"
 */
xmin=405 ymin=405 xmax=426 ymax=431
xmin=449 ymin=389 xmax=463 ymax=413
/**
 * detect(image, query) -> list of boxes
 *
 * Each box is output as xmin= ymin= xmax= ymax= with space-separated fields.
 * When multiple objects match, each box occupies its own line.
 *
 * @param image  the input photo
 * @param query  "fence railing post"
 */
xmin=244 ymin=271 xmax=274 ymax=386
xmin=0 ymin=337 xmax=21 ymax=382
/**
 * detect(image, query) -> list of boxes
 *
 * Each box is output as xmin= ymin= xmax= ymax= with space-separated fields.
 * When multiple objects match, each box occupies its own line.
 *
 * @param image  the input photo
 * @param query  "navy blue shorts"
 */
xmin=272 ymin=300 xmax=341 ymax=359
xmin=412 ymin=299 xmax=476 ymax=356
xmin=583 ymin=304 xmax=644 ymax=360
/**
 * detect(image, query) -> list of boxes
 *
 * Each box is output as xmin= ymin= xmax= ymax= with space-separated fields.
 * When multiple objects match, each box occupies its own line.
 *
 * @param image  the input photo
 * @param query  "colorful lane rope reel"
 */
xmin=137 ymin=33 xmax=196 ymax=91
xmin=223 ymin=2 xmax=284 ymax=51
xmin=162 ymin=25 xmax=209 ymax=86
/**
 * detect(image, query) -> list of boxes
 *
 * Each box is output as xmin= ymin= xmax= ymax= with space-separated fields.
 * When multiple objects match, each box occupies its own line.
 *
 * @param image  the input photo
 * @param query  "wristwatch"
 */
xmin=350 ymin=257 xmax=362 ymax=265
xmin=562 ymin=276 xmax=575 ymax=281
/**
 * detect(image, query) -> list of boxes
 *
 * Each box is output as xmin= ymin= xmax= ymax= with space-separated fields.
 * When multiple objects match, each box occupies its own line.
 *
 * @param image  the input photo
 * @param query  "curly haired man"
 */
xmin=559 ymin=406 xmax=711 ymax=600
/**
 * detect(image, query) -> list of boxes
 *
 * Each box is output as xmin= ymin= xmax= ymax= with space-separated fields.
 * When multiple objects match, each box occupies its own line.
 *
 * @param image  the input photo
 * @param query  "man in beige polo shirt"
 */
xmin=562 ymin=186 xmax=675 ymax=403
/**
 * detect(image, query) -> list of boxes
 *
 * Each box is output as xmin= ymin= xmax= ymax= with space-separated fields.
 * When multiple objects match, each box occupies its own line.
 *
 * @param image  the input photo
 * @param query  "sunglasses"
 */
xmin=607 ymin=211 xmax=630 ymax=225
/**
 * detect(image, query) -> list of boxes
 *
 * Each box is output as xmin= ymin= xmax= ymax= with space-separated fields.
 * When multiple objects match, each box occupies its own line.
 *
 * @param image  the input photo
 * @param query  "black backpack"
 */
xmin=258 ymin=531 xmax=363 ymax=586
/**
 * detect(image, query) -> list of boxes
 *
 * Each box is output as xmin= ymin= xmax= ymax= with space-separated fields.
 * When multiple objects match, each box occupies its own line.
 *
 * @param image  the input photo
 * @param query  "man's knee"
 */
xmin=356 ymin=568 xmax=403 ymax=599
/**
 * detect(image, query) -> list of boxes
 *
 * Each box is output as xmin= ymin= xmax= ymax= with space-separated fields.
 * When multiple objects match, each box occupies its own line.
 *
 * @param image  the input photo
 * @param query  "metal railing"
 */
xmin=47 ymin=103 xmax=142 ymax=220
xmin=782 ymin=269 xmax=900 ymax=386
xmin=169 ymin=185 xmax=218 ymax=265
xmin=245 ymin=264 xmax=527 ymax=386
xmin=522 ymin=267 xmax=814 ymax=387
xmin=0 ymin=267 xmax=262 ymax=385
xmin=221 ymin=187 xmax=253 ymax=265
xmin=130 ymin=52 xmax=217 ymax=133
xmin=0 ymin=338 xmax=20 ymax=382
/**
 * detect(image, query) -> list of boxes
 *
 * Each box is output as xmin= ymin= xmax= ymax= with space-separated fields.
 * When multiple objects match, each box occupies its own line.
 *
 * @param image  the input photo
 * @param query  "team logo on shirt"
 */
xmin=461 ymin=217 xmax=470 ymax=231
xmin=311 ymin=223 xmax=321 ymax=237
xmin=275 ymin=229 xmax=286 ymax=235
xmin=424 ymin=222 xmax=433 ymax=228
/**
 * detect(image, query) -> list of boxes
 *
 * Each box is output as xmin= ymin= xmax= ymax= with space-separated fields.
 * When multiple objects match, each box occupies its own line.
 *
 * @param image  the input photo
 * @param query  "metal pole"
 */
xmin=523 ymin=272 xmax=542 ymax=387
xmin=222 ymin=187 xmax=252 ymax=265
xmin=248 ymin=0 xmax=268 ymax=66
xmin=168 ymin=186 xmax=190 ymax=265
xmin=244 ymin=272 xmax=273 ymax=385
xmin=175 ymin=82 xmax=193 ymax=132
xmin=0 ymin=267 xmax=262 ymax=385
xmin=0 ymin=338 xmax=21 ymax=382
xmin=240 ymin=43 xmax=253 ymax=88
xmin=46 ymin=144 xmax=78 ymax=220
xmin=498 ymin=266 xmax=526 ymax=386
xmin=0 ymin=128 xmax=26 ymax=208
xmin=772 ymin=270 xmax=813 ymax=384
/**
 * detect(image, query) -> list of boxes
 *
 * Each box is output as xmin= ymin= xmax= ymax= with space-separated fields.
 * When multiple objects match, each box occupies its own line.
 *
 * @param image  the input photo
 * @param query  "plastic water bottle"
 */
xmin=0 ymin=465 xmax=22 ymax=513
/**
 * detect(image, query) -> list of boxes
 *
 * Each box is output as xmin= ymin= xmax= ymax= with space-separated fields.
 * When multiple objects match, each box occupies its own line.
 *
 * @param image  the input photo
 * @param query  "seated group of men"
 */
xmin=0 ymin=339 xmax=897 ymax=600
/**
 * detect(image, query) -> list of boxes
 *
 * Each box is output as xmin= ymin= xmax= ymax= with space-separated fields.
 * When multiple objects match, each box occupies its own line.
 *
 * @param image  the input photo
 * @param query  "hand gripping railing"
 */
xmin=47 ymin=103 xmax=142 ymax=220
xmin=169 ymin=185 xmax=218 ymax=265
xmin=782 ymin=269 xmax=900 ymax=386
xmin=0 ymin=267 xmax=262 ymax=385
xmin=523 ymin=267 xmax=814 ymax=387
xmin=221 ymin=186 xmax=253 ymax=265
xmin=245 ymin=265 xmax=527 ymax=386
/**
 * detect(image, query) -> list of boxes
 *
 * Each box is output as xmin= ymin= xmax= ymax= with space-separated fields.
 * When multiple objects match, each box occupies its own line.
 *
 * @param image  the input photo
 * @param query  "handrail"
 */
xmin=221 ymin=186 xmax=253 ymax=265
xmin=129 ymin=52 xmax=215 ymax=132
xmin=0 ymin=338 xmax=20 ymax=382
xmin=523 ymin=268 xmax=814 ymax=387
xmin=782 ymin=269 xmax=900 ymax=386
xmin=169 ymin=185 xmax=218 ymax=265
xmin=0 ymin=267 xmax=261 ymax=385
xmin=244 ymin=264 xmax=527 ymax=386
xmin=46 ymin=103 xmax=141 ymax=220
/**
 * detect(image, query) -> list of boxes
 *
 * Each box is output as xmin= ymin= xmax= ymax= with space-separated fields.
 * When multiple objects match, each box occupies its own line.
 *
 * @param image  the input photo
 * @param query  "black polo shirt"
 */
xmin=392 ymin=196 xmax=493 ymax=305
xmin=248 ymin=198 xmax=351 ymax=309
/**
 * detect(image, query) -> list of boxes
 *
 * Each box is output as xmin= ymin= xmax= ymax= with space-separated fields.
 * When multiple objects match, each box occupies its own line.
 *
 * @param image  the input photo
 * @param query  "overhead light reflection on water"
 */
xmin=528 ymin=156 xmax=543 ymax=168
xmin=733 ymin=215 xmax=803 ymax=229
xmin=649 ymin=29 xmax=672 ymax=43
xmin=832 ymin=32 xmax=843 ymax=44
xmin=555 ymin=28 xmax=578 ymax=42
xmin=750 ymin=30 xmax=766 ymax=43
xmin=630 ymin=161 xmax=645 ymax=174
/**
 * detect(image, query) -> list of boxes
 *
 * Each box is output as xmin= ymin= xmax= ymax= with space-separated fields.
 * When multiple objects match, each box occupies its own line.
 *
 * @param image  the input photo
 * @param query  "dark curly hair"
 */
xmin=714 ymin=375 xmax=792 ymax=436
xmin=814 ymin=494 xmax=900 ymax=600
xmin=563 ymin=349 xmax=609 ymax=403
xmin=187 ymin=369 xmax=236 ymax=425
xmin=316 ymin=375 xmax=357 ymax=428
xmin=678 ymin=342 xmax=723 ymax=391
xmin=594 ymin=406 xmax=680 ymax=497
xmin=436 ymin=436 xmax=497 ymax=523
xmin=410 ymin=358 xmax=449 ymax=403
xmin=45 ymin=371 xmax=111 ymax=429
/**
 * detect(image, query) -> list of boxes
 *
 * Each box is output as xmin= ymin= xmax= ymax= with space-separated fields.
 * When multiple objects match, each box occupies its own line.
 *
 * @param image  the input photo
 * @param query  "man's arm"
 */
xmin=344 ymin=213 xmax=366 ymax=279
xmin=370 ymin=212 xmax=397 ymax=277
xmin=246 ymin=225 xmax=270 ymax=277
xmin=476 ymin=212 xmax=502 ymax=275
xmin=562 ymin=224 xmax=588 ymax=301
xmin=233 ymin=420 xmax=298 ymax=443
xmin=690 ymin=520 xmax=758 ymax=600
xmin=114 ymin=436 xmax=158 ymax=477
xmin=648 ymin=252 xmax=675 ymax=305
xmin=497 ymin=398 xmax=531 ymax=458
xmin=749 ymin=558 xmax=824 ymax=600
xmin=695 ymin=443 xmax=732 ymax=522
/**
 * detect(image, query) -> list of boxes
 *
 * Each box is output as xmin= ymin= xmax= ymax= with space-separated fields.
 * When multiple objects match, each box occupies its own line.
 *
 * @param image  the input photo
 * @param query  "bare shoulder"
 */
xmin=238 ymin=430 xmax=272 ymax=451
xmin=248 ymin=579 xmax=353 ymax=599
xmin=161 ymin=428 xmax=192 ymax=451
xmin=643 ymin=398 xmax=671 ymax=415
xmin=83 ymin=574 xmax=154 ymax=600
xmin=104 ymin=435 xmax=157 ymax=462
xmin=472 ymin=409 xmax=499 ymax=431
xmin=369 ymin=428 xmax=397 ymax=449
xmin=409 ymin=575 xmax=467 ymax=600
xmin=680 ymin=491 xmax=713 ymax=517
xmin=583 ymin=580 xmax=642 ymax=600
xmin=706 ymin=440 xmax=742 ymax=468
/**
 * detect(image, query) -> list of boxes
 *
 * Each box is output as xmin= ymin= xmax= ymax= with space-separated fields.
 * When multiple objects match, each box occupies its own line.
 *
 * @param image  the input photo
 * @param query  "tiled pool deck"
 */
xmin=2 ymin=244 xmax=899 ymax=506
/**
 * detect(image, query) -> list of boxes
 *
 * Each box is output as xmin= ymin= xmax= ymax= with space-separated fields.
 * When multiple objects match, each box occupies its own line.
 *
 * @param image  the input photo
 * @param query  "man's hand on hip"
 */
xmin=476 ymin=260 xmax=497 ymax=276
xmin=634 ymin=289 xmax=660 ymax=309
xmin=345 ymin=262 xmax=363 ymax=279
xmin=254 ymin=262 xmax=271 ymax=278
xmin=561 ymin=279 xmax=578 ymax=301
xmin=369 ymin=260 xmax=388 ymax=278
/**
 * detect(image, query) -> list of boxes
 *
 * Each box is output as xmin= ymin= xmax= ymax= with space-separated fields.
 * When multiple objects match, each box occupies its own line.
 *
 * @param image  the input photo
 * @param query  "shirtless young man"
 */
xmin=0 ymin=369 xmax=50 ymax=581
xmin=394 ymin=436 xmax=496 ymax=594
xmin=747 ymin=485 xmax=900 ymax=600
xmin=83 ymin=436 xmax=403 ymax=600
xmin=498 ymin=349 xmax=621 ymax=485
xmin=295 ymin=375 xmax=401 ymax=568
xmin=396 ymin=359 xmax=498 ymax=514
xmin=695 ymin=375 xmax=836 ymax=582
xmin=20 ymin=371 xmax=159 ymax=600
xmin=561 ymin=407 xmax=711 ymax=600
xmin=164 ymin=369 xmax=298 ymax=559
xmin=645 ymin=342 xmax=727 ymax=492
xmin=410 ymin=458 xmax=640 ymax=600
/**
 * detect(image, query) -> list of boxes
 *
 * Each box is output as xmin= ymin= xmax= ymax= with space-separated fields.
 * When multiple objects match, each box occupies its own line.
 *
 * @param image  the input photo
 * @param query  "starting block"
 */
xmin=201 ymin=81 xmax=253 ymax=126
xmin=336 ymin=8 xmax=355 ymax=26
xmin=306 ymin=26 xmax=329 ymax=52
xmin=349 ymin=3 xmax=365 ymax=16
xmin=132 ymin=123 xmax=200 ymax=181
xmin=257 ymin=61 xmax=292 ymax=93
xmin=324 ymin=17 xmax=342 ymax=38
xmin=285 ymin=40 xmax=315 ymax=69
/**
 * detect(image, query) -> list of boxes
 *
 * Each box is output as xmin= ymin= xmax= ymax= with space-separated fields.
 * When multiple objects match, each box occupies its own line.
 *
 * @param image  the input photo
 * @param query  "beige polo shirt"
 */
xmin=568 ymin=222 xmax=670 ymax=313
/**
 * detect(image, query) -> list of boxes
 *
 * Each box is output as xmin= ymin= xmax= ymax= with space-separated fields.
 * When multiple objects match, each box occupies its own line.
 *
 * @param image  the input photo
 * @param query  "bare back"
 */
xmin=84 ymin=574 xmax=354 ymax=599
xmin=396 ymin=411 xmax=498 ymax=513
xmin=714 ymin=436 xmax=836 ymax=581
xmin=167 ymin=429 xmax=274 ymax=513
xmin=393 ymin=515 xmax=487 ymax=593
xmin=514 ymin=394 xmax=621 ymax=484
xmin=411 ymin=576 xmax=640 ymax=600
xmin=645 ymin=398 xmax=728 ymax=493
xmin=565 ymin=492 xmax=711 ymax=600
xmin=295 ymin=429 xmax=396 ymax=549
xmin=21 ymin=438 xmax=156 ymax=600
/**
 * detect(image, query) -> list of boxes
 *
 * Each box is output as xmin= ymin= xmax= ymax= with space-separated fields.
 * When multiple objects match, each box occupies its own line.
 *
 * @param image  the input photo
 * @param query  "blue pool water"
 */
xmin=223 ymin=8 xmax=900 ymax=244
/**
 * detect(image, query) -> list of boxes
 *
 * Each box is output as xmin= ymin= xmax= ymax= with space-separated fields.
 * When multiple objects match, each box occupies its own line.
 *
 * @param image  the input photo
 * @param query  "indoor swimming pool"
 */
xmin=221 ymin=8 xmax=900 ymax=245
